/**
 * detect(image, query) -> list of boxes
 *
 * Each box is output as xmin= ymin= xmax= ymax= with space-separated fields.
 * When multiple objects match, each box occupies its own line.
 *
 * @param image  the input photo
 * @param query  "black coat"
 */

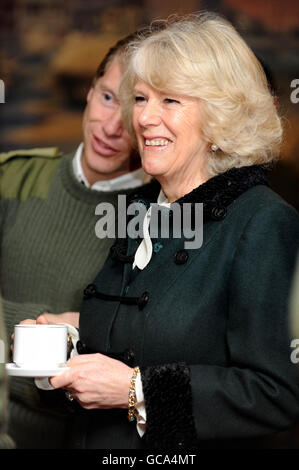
xmin=70 ymin=165 xmax=299 ymax=449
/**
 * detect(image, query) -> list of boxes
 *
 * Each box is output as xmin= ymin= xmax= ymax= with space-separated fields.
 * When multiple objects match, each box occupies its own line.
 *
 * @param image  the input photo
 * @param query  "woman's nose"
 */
xmin=138 ymin=101 xmax=162 ymax=127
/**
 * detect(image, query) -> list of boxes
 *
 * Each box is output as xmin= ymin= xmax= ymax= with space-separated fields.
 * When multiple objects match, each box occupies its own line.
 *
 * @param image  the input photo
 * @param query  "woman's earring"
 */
xmin=211 ymin=144 xmax=218 ymax=152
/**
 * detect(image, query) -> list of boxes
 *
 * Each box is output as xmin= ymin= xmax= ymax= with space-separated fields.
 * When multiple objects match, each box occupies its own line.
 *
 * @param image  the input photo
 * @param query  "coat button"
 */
xmin=83 ymin=283 xmax=97 ymax=299
xmin=174 ymin=249 xmax=189 ymax=265
xmin=138 ymin=291 xmax=149 ymax=310
xmin=76 ymin=340 xmax=87 ymax=355
xmin=211 ymin=206 xmax=227 ymax=221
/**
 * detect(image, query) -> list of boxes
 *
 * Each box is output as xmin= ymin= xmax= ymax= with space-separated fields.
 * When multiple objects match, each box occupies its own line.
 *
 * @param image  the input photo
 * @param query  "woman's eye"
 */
xmin=134 ymin=96 xmax=145 ymax=103
xmin=165 ymin=98 xmax=179 ymax=104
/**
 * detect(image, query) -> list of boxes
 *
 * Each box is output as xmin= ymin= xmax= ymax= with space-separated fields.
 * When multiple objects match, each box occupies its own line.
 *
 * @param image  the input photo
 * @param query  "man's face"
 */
xmin=82 ymin=58 xmax=133 ymax=185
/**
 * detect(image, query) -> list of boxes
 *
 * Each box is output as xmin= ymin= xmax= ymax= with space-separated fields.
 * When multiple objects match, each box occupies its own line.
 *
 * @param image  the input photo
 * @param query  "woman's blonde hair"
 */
xmin=120 ymin=12 xmax=282 ymax=177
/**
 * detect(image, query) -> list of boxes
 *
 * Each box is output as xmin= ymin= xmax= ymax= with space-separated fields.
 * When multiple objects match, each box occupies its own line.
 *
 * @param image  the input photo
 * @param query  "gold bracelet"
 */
xmin=128 ymin=366 xmax=140 ymax=422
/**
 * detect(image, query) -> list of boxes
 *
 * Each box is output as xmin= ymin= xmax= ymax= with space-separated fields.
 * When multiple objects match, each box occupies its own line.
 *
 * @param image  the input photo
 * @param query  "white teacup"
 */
xmin=13 ymin=324 xmax=68 ymax=369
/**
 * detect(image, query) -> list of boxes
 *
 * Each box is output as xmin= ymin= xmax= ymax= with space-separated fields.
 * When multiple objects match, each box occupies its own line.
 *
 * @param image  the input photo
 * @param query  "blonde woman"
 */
xmin=51 ymin=13 xmax=299 ymax=449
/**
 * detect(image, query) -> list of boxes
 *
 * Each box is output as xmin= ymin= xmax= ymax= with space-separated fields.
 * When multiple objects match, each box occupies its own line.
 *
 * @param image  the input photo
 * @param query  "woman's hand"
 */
xmin=18 ymin=312 xmax=79 ymax=328
xmin=36 ymin=312 xmax=79 ymax=328
xmin=50 ymin=353 xmax=133 ymax=410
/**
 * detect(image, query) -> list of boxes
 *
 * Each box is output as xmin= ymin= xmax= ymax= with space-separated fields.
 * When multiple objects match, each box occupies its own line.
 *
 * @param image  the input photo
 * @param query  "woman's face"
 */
xmin=132 ymin=80 xmax=208 ymax=187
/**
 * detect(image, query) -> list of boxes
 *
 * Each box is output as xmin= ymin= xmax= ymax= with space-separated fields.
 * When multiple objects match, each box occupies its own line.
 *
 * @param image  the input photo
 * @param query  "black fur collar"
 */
xmin=129 ymin=164 xmax=269 ymax=222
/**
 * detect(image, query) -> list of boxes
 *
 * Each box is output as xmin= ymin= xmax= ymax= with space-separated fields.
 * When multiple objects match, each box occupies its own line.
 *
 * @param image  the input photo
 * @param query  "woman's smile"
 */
xmin=143 ymin=136 xmax=173 ymax=150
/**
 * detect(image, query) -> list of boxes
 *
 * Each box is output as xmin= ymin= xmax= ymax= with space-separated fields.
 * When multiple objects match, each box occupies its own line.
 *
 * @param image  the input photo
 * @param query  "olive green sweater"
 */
xmin=0 ymin=148 xmax=135 ymax=448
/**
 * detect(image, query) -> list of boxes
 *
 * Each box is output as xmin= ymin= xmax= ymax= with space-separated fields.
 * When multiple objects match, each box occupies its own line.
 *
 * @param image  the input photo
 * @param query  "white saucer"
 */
xmin=5 ymin=363 xmax=67 ymax=378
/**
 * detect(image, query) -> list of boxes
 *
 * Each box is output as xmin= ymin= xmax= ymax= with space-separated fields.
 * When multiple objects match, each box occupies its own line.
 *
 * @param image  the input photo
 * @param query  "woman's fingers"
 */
xmin=49 ymin=366 xmax=73 ymax=389
xmin=10 ymin=333 xmax=14 ymax=353
xmin=49 ymin=353 xmax=133 ymax=410
xmin=19 ymin=319 xmax=37 ymax=325
xmin=37 ymin=312 xmax=79 ymax=328
xmin=36 ymin=314 xmax=50 ymax=324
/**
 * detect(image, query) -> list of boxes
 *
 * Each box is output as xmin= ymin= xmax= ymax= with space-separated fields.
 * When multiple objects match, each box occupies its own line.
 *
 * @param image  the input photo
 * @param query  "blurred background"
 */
xmin=0 ymin=0 xmax=298 ymax=209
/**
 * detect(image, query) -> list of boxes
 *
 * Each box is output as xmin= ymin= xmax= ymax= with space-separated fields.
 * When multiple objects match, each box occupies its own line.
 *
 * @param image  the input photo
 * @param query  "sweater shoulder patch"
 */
xmin=0 ymin=148 xmax=63 ymax=201
xmin=0 ymin=147 xmax=62 ymax=164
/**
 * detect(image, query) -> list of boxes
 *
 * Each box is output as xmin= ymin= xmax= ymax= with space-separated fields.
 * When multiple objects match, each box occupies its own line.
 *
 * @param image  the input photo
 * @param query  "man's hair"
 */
xmin=93 ymin=27 xmax=154 ymax=83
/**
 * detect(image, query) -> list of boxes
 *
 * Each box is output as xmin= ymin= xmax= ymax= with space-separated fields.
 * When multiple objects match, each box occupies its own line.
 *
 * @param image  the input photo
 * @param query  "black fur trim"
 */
xmin=176 ymin=164 xmax=269 ymax=209
xmin=140 ymin=363 xmax=198 ymax=449
xmin=130 ymin=164 xmax=269 ymax=220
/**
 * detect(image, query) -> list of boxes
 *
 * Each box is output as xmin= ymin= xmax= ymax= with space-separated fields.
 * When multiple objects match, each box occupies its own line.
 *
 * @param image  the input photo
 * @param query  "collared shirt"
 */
xmin=72 ymin=143 xmax=144 ymax=191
